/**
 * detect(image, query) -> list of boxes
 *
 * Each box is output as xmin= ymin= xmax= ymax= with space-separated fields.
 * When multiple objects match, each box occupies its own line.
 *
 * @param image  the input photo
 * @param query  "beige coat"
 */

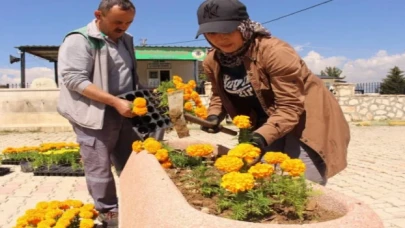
xmin=203 ymin=36 xmax=350 ymax=178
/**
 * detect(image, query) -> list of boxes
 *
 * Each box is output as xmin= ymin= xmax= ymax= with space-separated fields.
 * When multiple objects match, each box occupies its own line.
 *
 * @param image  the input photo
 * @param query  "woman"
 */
xmin=197 ymin=0 xmax=350 ymax=185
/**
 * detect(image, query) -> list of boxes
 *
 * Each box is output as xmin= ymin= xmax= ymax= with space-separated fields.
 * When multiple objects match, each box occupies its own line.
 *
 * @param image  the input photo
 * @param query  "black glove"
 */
xmin=201 ymin=115 xmax=220 ymax=134
xmin=247 ymin=132 xmax=268 ymax=166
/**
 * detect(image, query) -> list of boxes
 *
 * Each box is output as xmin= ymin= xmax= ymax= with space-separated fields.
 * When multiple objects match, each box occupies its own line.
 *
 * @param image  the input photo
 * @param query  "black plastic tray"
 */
xmin=0 ymin=167 xmax=11 ymax=176
xmin=33 ymin=165 xmax=85 ymax=177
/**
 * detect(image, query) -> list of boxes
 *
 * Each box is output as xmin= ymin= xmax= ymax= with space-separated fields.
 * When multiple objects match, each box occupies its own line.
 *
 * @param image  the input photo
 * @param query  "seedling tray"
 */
xmin=1 ymin=159 xmax=21 ymax=165
xmin=33 ymin=165 xmax=85 ymax=177
xmin=0 ymin=167 xmax=11 ymax=176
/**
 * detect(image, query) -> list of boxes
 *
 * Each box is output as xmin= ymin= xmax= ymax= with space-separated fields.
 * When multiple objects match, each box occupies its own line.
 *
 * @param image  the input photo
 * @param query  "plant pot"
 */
xmin=119 ymin=138 xmax=384 ymax=228
xmin=20 ymin=161 xmax=34 ymax=173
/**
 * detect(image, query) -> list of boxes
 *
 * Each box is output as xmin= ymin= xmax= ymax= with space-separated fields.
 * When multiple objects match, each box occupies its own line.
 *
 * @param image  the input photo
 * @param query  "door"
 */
xmin=148 ymin=71 xmax=159 ymax=87
xmin=160 ymin=70 xmax=170 ymax=82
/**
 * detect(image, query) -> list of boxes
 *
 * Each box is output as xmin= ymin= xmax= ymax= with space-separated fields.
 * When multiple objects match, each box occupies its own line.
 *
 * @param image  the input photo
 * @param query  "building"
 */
xmin=10 ymin=45 xmax=209 ymax=89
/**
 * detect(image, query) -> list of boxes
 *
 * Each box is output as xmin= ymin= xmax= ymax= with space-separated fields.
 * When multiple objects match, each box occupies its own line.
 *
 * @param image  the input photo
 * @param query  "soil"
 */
xmin=166 ymin=168 xmax=344 ymax=224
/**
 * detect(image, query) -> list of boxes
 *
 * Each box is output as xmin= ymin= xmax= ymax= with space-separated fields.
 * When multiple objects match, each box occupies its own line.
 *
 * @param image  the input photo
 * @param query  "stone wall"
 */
xmin=334 ymin=83 xmax=405 ymax=122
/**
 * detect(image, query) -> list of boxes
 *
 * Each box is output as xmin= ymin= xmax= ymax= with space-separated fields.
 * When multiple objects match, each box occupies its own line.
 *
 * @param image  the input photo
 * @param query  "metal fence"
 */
xmin=354 ymin=82 xmax=381 ymax=94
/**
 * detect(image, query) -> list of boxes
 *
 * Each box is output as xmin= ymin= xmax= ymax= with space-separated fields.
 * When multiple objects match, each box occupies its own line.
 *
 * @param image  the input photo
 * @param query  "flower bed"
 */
xmin=1 ymin=142 xmax=83 ymax=175
xmin=120 ymin=138 xmax=384 ymax=228
xmin=13 ymin=199 xmax=98 ymax=228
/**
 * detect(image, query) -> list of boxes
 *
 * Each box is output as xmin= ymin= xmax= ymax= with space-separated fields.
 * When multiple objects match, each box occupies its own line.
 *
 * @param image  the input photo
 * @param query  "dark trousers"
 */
xmin=71 ymin=107 xmax=164 ymax=213
xmin=264 ymin=133 xmax=327 ymax=186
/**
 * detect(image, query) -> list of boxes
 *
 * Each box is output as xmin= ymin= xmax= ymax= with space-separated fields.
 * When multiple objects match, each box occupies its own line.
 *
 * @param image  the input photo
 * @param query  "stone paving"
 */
xmin=0 ymin=125 xmax=404 ymax=228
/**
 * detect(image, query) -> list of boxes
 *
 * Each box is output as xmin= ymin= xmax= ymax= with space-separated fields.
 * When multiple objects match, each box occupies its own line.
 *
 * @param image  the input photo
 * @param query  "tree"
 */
xmin=320 ymin=66 xmax=345 ymax=79
xmin=380 ymin=66 xmax=405 ymax=94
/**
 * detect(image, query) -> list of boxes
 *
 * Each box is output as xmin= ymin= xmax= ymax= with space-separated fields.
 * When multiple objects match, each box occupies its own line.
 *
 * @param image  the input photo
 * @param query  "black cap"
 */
xmin=196 ymin=0 xmax=249 ymax=39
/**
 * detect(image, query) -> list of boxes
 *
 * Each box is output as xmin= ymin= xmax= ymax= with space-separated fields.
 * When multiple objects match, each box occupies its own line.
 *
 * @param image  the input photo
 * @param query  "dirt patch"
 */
xmin=166 ymin=168 xmax=344 ymax=224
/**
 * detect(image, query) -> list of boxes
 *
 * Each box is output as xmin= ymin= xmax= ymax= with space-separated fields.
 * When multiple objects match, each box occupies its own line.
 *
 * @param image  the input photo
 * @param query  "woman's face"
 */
xmin=205 ymin=30 xmax=244 ymax=53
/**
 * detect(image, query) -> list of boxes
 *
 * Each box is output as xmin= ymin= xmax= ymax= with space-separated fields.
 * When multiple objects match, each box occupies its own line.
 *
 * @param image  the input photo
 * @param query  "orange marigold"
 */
xmin=220 ymin=171 xmax=255 ymax=193
xmin=186 ymin=144 xmax=214 ymax=157
xmin=214 ymin=155 xmax=244 ymax=172
xmin=132 ymin=140 xmax=143 ymax=153
xmin=155 ymin=149 xmax=169 ymax=162
xmin=143 ymin=139 xmax=162 ymax=154
xmin=280 ymin=158 xmax=306 ymax=177
xmin=161 ymin=160 xmax=172 ymax=169
xmin=263 ymin=152 xmax=290 ymax=165
xmin=248 ymin=163 xmax=274 ymax=179
xmin=194 ymin=106 xmax=208 ymax=119
xmin=184 ymin=102 xmax=193 ymax=111
xmin=133 ymin=107 xmax=148 ymax=116
xmin=133 ymin=97 xmax=147 ymax=108
xmin=232 ymin=115 xmax=251 ymax=129
xmin=167 ymin=88 xmax=176 ymax=93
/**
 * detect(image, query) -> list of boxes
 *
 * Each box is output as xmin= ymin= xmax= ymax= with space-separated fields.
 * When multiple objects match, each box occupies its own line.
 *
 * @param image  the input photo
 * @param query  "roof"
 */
xmin=15 ymin=45 xmax=210 ymax=62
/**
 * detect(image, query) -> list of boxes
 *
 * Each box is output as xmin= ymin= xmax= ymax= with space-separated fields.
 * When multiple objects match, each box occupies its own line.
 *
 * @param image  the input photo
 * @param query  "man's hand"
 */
xmin=201 ymin=115 xmax=220 ymax=134
xmin=112 ymin=99 xmax=134 ymax=118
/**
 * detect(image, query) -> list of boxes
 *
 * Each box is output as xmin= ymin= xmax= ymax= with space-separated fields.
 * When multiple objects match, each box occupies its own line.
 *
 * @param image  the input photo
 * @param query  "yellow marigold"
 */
xmin=58 ymin=201 xmax=70 ymax=210
xmin=280 ymin=158 xmax=306 ymax=177
xmin=143 ymin=139 xmax=162 ymax=154
xmin=81 ymin=204 xmax=95 ymax=211
xmin=38 ymin=218 xmax=56 ymax=227
xmin=232 ymin=115 xmax=251 ymax=129
xmin=79 ymin=210 xmax=94 ymax=219
xmin=133 ymin=97 xmax=147 ymax=108
xmin=37 ymin=222 xmax=52 ymax=228
xmin=183 ymin=93 xmax=191 ymax=101
xmin=161 ymin=160 xmax=172 ymax=169
xmin=173 ymin=75 xmax=183 ymax=83
xmin=248 ymin=163 xmax=274 ymax=178
xmin=35 ymin=201 xmax=48 ymax=210
xmin=55 ymin=217 xmax=71 ymax=227
xmin=155 ymin=149 xmax=169 ymax=162
xmin=133 ymin=107 xmax=148 ymax=116
xmin=27 ymin=213 xmax=43 ymax=225
xmin=132 ymin=140 xmax=143 ymax=153
xmin=190 ymin=91 xmax=200 ymax=100
xmin=220 ymin=171 xmax=255 ymax=193
xmin=80 ymin=219 xmax=95 ymax=228
xmin=188 ymin=79 xmax=197 ymax=89
xmin=184 ymin=101 xmax=193 ymax=111
xmin=263 ymin=152 xmax=290 ymax=164
xmin=214 ymin=155 xmax=244 ymax=172
xmin=228 ymin=143 xmax=261 ymax=159
xmin=167 ymin=88 xmax=175 ymax=93
xmin=186 ymin=144 xmax=214 ymax=157
xmin=194 ymin=106 xmax=208 ymax=119
xmin=45 ymin=209 xmax=63 ymax=220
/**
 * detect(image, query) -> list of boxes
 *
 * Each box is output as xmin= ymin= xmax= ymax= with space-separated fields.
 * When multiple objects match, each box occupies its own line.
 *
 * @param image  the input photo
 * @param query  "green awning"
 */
xmin=135 ymin=47 xmax=208 ymax=61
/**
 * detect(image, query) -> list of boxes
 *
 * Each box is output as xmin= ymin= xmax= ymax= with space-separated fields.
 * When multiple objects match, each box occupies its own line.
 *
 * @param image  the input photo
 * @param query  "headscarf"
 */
xmin=210 ymin=19 xmax=271 ymax=68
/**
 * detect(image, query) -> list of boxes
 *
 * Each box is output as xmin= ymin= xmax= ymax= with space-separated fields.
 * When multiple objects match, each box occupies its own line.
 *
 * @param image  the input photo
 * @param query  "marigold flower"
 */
xmin=232 ymin=115 xmax=251 ymax=129
xmin=80 ymin=219 xmax=95 ymax=228
xmin=133 ymin=97 xmax=147 ymax=108
xmin=132 ymin=140 xmax=143 ymax=153
xmin=79 ymin=210 xmax=94 ymax=219
xmin=143 ymin=139 xmax=162 ymax=154
xmin=263 ymin=152 xmax=290 ymax=164
xmin=55 ymin=217 xmax=71 ymax=227
xmin=184 ymin=102 xmax=193 ymax=111
xmin=167 ymin=88 xmax=175 ymax=93
xmin=133 ymin=107 xmax=148 ymax=116
xmin=155 ymin=149 xmax=169 ymax=162
xmin=214 ymin=155 xmax=244 ymax=172
xmin=248 ymin=163 xmax=274 ymax=178
xmin=220 ymin=171 xmax=255 ymax=193
xmin=173 ymin=75 xmax=183 ymax=83
xmin=190 ymin=91 xmax=200 ymax=100
xmin=228 ymin=143 xmax=261 ymax=159
xmin=161 ymin=160 xmax=172 ymax=169
xmin=186 ymin=144 xmax=214 ymax=157
xmin=38 ymin=218 xmax=56 ymax=227
xmin=188 ymin=79 xmax=197 ymax=89
xmin=280 ymin=158 xmax=306 ymax=177
xmin=35 ymin=201 xmax=48 ymax=210
xmin=194 ymin=106 xmax=208 ymax=119
xmin=183 ymin=93 xmax=191 ymax=101
xmin=81 ymin=203 xmax=95 ymax=211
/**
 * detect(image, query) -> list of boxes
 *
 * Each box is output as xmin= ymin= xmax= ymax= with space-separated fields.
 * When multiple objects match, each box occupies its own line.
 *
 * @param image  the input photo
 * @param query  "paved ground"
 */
xmin=0 ymin=125 xmax=404 ymax=228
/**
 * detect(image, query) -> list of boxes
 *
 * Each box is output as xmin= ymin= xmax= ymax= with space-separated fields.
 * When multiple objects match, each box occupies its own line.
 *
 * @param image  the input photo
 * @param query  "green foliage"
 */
xmin=168 ymin=150 xmax=202 ymax=168
xmin=191 ymin=164 xmax=222 ymax=197
xmin=320 ymin=66 xmax=344 ymax=79
xmin=155 ymin=80 xmax=175 ymax=108
xmin=380 ymin=66 xmax=405 ymax=94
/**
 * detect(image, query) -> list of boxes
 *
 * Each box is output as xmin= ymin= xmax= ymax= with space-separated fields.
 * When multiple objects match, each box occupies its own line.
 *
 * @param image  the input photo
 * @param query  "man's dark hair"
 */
xmin=98 ymin=0 xmax=135 ymax=14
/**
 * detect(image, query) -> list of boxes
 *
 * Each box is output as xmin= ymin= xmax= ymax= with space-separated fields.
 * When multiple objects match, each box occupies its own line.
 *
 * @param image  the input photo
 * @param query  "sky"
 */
xmin=1 ymin=0 xmax=405 ymax=85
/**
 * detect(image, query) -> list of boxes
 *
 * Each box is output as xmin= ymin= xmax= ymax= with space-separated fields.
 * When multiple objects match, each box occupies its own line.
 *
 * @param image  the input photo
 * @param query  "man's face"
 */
xmin=95 ymin=5 xmax=135 ymax=41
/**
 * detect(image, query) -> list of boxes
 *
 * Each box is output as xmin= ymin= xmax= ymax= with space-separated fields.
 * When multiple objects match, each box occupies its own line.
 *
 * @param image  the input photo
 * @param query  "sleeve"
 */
xmin=202 ymin=59 xmax=226 ymax=118
xmin=254 ymin=44 xmax=306 ymax=145
xmin=58 ymin=34 xmax=94 ymax=93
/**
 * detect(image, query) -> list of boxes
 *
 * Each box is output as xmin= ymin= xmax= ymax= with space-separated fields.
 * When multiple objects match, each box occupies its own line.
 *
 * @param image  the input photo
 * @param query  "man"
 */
xmin=57 ymin=0 xmax=164 ymax=226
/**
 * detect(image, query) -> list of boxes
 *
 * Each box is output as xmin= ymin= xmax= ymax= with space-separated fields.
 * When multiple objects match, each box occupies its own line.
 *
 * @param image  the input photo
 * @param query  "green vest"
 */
xmin=64 ymin=26 xmax=105 ymax=50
